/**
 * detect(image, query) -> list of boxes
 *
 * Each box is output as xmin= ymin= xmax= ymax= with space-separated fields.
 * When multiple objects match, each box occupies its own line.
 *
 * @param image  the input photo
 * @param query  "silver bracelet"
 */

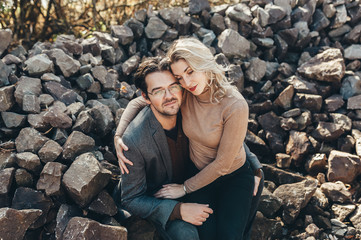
xmin=183 ymin=184 xmax=187 ymax=194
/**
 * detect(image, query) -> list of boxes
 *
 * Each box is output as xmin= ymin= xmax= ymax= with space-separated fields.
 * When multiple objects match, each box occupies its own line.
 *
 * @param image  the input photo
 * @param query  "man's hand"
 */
xmin=154 ymin=184 xmax=185 ymax=199
xmin=180 ymin=203 xmax=213 ymax=226
xmin=114 ymin=136 xmax=133 ymax=174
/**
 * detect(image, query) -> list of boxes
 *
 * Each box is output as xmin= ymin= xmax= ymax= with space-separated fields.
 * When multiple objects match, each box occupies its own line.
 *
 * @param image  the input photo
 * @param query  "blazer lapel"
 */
xmin=147 ymin=109 xmax=173 ymax=182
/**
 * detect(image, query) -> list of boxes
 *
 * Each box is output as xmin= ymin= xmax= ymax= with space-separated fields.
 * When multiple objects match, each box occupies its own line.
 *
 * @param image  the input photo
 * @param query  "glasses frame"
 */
xmin=147 ymin=84 xmax=183 ymax=98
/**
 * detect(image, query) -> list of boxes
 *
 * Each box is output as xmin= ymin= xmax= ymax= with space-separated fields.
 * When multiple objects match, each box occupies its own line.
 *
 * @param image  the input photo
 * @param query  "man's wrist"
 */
xmin=182 ymin=184 xmax=188 ymax=194
xmin=254 ymin=168 xmax=262 ymax=178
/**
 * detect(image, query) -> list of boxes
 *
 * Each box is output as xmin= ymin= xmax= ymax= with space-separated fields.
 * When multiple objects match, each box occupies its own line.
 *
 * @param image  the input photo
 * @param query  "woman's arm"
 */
xmin=114 ymin=96 xmax=148 ymax=174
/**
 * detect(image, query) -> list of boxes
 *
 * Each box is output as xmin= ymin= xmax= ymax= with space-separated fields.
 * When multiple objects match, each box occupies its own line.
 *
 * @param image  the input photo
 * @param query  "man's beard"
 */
xmin=154 ymin=97 xmax=180 ymax=117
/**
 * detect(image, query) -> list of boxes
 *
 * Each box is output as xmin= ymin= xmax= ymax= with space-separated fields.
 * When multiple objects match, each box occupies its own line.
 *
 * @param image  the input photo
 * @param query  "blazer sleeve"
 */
xmin=121 ymin=135 xmax=178 ymax=228
xmin=244 ymin=143 xmax=263 ymax=172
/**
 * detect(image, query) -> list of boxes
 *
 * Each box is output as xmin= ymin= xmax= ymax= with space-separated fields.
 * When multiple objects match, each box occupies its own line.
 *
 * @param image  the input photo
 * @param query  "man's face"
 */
xmin=143 ymin=71 xmax=183 ymax=116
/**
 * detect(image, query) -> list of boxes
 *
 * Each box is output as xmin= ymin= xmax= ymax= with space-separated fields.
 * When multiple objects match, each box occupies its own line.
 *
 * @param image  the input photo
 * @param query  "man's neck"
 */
xmin=150 ymin=105 xmax=177 ymax=130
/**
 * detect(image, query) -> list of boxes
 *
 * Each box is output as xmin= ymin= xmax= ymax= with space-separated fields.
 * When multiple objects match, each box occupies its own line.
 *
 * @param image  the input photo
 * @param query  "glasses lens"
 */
xmin=152 ymin=89 xmax=165 ymax=97
xmin=169 ymin=84 xmax=182 ymax=94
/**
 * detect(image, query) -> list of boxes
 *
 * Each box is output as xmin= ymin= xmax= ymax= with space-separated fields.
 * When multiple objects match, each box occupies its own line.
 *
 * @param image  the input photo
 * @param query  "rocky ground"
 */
xmin=1 ymin=0 xmax=361 ymax=239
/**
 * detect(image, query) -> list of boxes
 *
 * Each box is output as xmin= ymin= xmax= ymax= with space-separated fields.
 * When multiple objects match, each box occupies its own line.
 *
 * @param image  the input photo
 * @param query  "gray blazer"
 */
xmin=121 ymin=106 xmax=178 ymax=228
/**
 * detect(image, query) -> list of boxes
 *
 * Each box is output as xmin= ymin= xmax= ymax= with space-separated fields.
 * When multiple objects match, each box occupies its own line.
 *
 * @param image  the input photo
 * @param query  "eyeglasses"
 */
xmin=148 ymin=84 xmax=183 ymax=98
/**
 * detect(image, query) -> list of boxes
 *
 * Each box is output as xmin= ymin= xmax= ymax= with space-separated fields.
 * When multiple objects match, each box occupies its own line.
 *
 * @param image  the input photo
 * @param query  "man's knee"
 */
xmin=166 ymin=220 xmax=199 ymax=240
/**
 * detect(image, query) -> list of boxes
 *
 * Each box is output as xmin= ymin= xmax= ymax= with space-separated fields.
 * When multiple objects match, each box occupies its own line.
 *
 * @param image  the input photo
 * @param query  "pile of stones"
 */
xmin=1 ymin=0 xmax=361 ymax=239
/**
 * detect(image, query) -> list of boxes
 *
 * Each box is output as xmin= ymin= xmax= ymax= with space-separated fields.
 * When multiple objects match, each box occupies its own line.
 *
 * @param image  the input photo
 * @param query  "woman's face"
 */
xmin=171 ymin=59 xmax=209 ymax=96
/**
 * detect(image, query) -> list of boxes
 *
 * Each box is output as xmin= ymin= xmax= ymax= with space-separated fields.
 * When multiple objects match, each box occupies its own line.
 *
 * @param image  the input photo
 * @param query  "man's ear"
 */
xmin=141 ymin=92 xmax=152 ymax=105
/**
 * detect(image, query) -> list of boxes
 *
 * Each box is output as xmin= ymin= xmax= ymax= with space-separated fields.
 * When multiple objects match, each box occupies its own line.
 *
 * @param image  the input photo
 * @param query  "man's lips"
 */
xmin=163 ymin=99 xmax=177 ymax=107
xmin=188 ymin=85 xmax=197 ymax=92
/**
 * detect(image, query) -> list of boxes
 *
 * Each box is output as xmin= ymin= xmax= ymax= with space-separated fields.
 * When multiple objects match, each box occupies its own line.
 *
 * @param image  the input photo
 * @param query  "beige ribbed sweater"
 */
xmin=115 ymin=88 xmax=249 ymax=193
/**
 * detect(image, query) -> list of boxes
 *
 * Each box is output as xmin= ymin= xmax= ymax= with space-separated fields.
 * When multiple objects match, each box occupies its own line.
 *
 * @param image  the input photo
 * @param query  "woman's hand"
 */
xmin=114 ymin=136 xmax=133 ymax=174
xmin=154 ymin=184 xmax=186 ymax=199
xmin=253 ymin=175 xmax=261 ymax=196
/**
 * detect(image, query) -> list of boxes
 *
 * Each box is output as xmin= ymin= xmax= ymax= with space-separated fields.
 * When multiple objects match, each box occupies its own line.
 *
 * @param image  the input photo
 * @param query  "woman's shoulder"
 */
xmin=223 ymin=88 xmax=247 ymax=106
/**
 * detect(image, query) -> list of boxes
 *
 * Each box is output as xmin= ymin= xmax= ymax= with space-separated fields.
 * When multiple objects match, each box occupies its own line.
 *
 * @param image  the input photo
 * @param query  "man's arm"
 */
xmin=244 ymin=143 xmax=262 ymax=172
xmin=121 ymin=136 xmax=178 ymax=228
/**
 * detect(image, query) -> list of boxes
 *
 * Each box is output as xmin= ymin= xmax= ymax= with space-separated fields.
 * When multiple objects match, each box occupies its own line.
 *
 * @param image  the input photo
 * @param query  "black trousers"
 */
xmin=185 ymin=160 xmax=255 ymax=240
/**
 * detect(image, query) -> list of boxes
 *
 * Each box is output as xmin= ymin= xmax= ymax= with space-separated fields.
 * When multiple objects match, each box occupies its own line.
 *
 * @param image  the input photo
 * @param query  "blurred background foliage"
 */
xmin=0 ymin=0 xmax=239 ymax=46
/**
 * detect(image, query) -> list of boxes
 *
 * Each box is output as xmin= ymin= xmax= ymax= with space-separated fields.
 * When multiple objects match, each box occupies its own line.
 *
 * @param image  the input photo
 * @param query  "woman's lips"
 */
xmin=189 ymin=85 xmax=197 ymax=92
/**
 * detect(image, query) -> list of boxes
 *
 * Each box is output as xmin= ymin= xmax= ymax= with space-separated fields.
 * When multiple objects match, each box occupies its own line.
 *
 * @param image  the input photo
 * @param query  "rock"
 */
xmin=24 ymin=54 xmax=54 ymax=77
xmin=62 ymin=217 xmax=127 ymax=240
xmin=62 ymin=153 xmax=111 ymax=207
xmin=344 ymin=24 xmax=361 ymax=44
xmin=275 ymin=153 xmax=292 ymax=168
xmin=273 ymin=179 xmax=318 ymax=224
xmin=14 ymin=76 xmax=42 ymax=107
xmin=12 ymin=187 xmax=53 ymax=229
xmin=294 ymin=93 xmax=322 ymax=112
xmin=251 ymin=212 xmax=283 ymax=240
xmin=340 ymin=75 xmax=361 ymax=100
xmin=226 ymin=4 xmax=253 ymax=23
xmin=344 ymin=45 xmax=361 ymax=60
xmin=189 ymin=0 xmax=210 ymax=15
xmin=312 ymin=122 xmax=344 ymax=142
xmin=311 ymin=9 xmax=330 ymax=31
xmin=22 ymin=94 xmax=41 ymax=114
xmin=55 ymin=204 xmax=82 ymax=239
xmin=0 ymin=60 xmax=11 ymax=87
xmin=349 ymin=205 xmax=361 ymax=232
xmin=286 ymin=75 xmax=318 ymax=94
xmin=0 ymin=85 xmax=15 ymax=111
xmin=159 ymin=7 xmax=185 ymax=26
xmin=43 ymin=106 xmax=73 ymax=129
xmin=297 ymin=48 xmax=345 ymax=83
xmin=76 ymin=73 xmax=94 ymax=90
xmin=66 ymin=102 xmax=85 ymax=117
xmin=15 ymin=152 xmax=42 ymax=173
xmin=218 ymin=29 xmax=250 ymax=59
xmin=228 ymin=64 xmax=244 ymax=92
xmin=79 ymin=53 xmax=100 ymax=67
xmin=176 ymin=16 xmax=191 ymax=36
xmin=37 ymin=162 xmax=66 ymax=196
xmin=265 ymin=4 xmax=287 ymax=25
xmin=14 ymin=169 xmax=33 ymax=188
xmin=43 ymin=81 xmax=82 ymax=106
xmin=320 ymin=181 xmax=352 ymax=203
xmin=331 ymin=4 xmax=347 ymax=29
xmin=145 ymin=17 xmax=168 ymax=39
xmin=0 ymin=29 xmax=12 ymax=56
xmin=38 ymin=140 xmax=63 ymax=163
xmin=347 ymin=95 xmax=361 ymax=110
xmin=329 ymin=113 xmax=352 ymax=132
xmin=45 ymin=48 xmax=80 ymax=77
xmin=123 ymin=19 xmax=144 ymax=40
xmin=62 ymin=131 xmax=95 ymax=160
xmin=1 ymin=112 xmax=26 ymax=128
xmin=2 ymin=54 xmax=21 ymax=65
xmin=122 ymin=55 xmax=140 ymax=76
xmin=0 ymin=152 xmax=16 ymax=170
xmin=0 ymin=167 xmax=15 ymax=207
xmin=328 ymin=24 xmax=351 ymax=38
xmin=93 ymin=31 xmax=118 ymax=47
xmin=245 ymin=57 xmax=266 ymax=82
xmin=262 ymin=164 xmax=306 ymax=185
xmin=305 ymin=153 xmax=327 ymax=176
xmin=327 ymin=150 xmax=361 ymax=184
xmin=27 ymin=112 xmax=50 ymax=131
xmin=331 ymin=204 xmax=356 ymax=222
xmin=81 ymin=37 xmax=101 ymax=56
xmin=0 ymin=208 xmax=42 ymax=240
xmin=15 ymin=127 xmax=49 ymax=153
xmin=258 ymin=188 xmax=283 ymax=218
xmin=72 ymin=110 xmax=95 ymax=134
xmin=324 ymin=95 xmax=345 ymax=112
xmin=41 ymin=73 xmax=61 ymax=82
xmin=274 ymin=85 xmax=294 ymax=109
xmin=210 ymin=13 xmax=226 ymax=35
xmin=310 ymin=188 xmax=329 ymax=210
xmin=110 ymin=25 xmax=134 ymax=46
xmin=286 ymin=131 xmax=312 ymax=167
xmin=352 ymin=129 xmax=361 ymax=157
xmin=88 ymin=190 xmax=118 ymax=216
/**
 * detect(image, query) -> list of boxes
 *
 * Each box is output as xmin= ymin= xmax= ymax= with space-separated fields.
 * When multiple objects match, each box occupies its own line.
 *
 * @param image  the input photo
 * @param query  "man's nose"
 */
xmin=164 ymin=88 xmax=173 ymax=98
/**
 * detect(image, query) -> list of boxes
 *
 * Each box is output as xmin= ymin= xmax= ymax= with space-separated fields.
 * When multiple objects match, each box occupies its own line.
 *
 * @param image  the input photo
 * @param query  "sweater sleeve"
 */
xmin=184 ymin=99 xmax=249 ymax=193
xmin=115 ymin=96 xmax=148 ymax=137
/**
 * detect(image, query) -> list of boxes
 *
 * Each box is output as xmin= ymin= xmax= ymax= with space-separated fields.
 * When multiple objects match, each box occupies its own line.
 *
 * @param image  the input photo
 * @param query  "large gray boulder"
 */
xmin=218 ymin=29 xmax=250 ymax=59
xmin=62 ymin=131 xmax=95 ymax=160
xmin=45 ymin=48 xmax=80 ymax=77
xmin=15 ymin=127 xmax=49 ymax=153
xmin=0 ymin=29 xmax=12 ymax=56
xmin=62 ymin=153 xmax=111 ymax=207
xmin=24 ymin=54 xmax=54 ymax=77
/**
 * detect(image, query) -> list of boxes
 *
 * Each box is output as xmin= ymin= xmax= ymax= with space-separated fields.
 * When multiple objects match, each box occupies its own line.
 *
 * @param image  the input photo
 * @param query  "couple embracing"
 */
xmin=114 ymin=38 xmax=264 ymax=240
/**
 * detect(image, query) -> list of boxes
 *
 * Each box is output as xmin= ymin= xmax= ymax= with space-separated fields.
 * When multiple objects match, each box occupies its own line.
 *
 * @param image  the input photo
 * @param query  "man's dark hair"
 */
xmin=134 ymin=57 xmax=170 ymax=98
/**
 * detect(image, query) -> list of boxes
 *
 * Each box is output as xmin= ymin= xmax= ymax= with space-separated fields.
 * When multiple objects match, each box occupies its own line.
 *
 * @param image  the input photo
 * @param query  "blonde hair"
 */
xmin=166 ymin=37 xmax=234 ymax=103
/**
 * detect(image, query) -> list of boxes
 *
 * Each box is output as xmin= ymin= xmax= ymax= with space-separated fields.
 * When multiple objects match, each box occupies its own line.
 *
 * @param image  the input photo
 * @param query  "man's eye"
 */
xmin=153 ymin=90 xmax=164 ymax=96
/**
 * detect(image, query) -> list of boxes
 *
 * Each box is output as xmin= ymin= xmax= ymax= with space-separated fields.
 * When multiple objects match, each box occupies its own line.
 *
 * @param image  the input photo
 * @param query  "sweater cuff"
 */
xmin=169 ymin=202 xmax=182 ymax=221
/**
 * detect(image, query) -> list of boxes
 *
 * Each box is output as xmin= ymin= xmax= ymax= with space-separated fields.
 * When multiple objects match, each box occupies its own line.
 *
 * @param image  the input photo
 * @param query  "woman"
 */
xmin=115 ymin=38 xmax=258 ymax=240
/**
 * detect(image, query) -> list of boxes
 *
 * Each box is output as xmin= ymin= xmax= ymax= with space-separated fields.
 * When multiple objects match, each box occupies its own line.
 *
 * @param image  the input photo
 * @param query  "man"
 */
xmin=114 ymin=57 xmax=263 ymax=240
